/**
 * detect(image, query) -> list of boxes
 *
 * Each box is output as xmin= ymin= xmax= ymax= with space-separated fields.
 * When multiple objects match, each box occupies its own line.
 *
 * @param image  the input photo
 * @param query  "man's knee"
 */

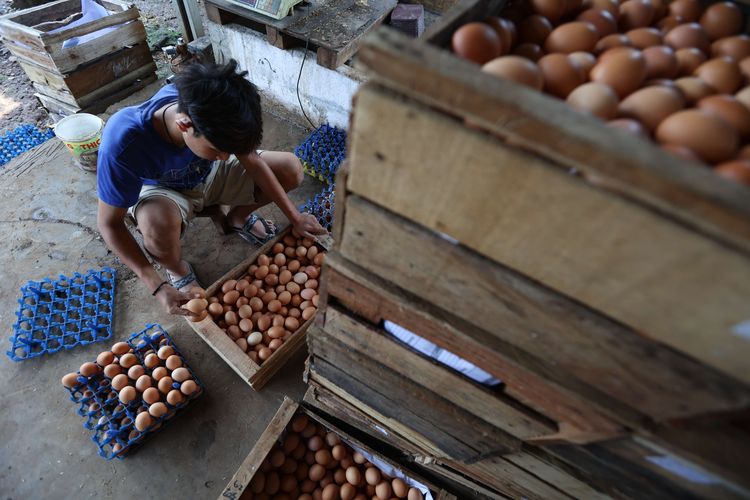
xmin=278 ymin=153 xmax=303 ymax=191
xmin=136 ymin=198 xmax=182 ymax=246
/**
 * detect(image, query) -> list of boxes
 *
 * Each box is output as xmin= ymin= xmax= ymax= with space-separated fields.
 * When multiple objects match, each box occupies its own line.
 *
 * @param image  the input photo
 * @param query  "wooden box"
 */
xmin=0 ymin=0 xmax=156 ymax=114
xmin=220 ymin=396 xmax=455 ymax=499
xmin=186 ymin=228 xmax=321 ymax=390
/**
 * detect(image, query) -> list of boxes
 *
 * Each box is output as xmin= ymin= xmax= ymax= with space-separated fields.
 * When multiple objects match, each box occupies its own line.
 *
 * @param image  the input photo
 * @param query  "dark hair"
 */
xmin=173 ymin=59 xmax=262 ymax=154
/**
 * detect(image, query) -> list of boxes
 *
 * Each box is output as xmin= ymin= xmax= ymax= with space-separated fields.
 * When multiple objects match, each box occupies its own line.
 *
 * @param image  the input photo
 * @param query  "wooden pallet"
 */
xmin=205 ymin=0 xmax=399 ymax=69
xmin=0 ymin=0 xmax=156 ymax=114
xmin=184 ymin=228 xmax=317 ymax=390
xmin=220 ymin=396 xmax=456 ymax=499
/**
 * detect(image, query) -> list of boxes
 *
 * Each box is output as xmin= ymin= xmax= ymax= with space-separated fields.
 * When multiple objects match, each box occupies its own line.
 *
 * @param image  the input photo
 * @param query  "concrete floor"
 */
xmin=0 ymin=82 xmax=323 ymax=499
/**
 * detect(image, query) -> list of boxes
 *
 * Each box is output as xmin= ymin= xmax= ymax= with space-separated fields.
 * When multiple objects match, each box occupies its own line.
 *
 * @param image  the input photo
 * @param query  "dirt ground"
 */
xmin=0 ymin=0 xmax=195 ymax=135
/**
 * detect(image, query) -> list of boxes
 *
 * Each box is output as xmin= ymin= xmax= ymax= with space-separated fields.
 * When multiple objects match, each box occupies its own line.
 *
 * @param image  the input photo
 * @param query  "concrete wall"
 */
xmin=207 ymin=21 xmax=364 ymax=129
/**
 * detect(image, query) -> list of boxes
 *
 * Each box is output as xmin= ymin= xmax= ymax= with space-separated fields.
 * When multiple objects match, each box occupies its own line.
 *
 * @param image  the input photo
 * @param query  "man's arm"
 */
xmin=97 ymin=200 xmax=193 ymax=316
xmin=238 ymin=153 xmax=327 ymax=238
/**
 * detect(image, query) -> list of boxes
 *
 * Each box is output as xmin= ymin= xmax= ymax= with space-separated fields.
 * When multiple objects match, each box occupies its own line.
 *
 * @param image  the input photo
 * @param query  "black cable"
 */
xmin=296 ymin=37 xmax=317 ymax=130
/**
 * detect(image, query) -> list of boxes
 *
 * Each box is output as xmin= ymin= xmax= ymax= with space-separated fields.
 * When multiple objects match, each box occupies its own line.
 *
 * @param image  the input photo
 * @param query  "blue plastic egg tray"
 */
xmin=64 ymin=324 xmax=204 ymax=460
xmin=0 ymin=124 xmax=55 ymax=167
xmin=294 ymin=123 xmax=347 ymax=185
xmin=7 ymin=268 xmax=117 ymax=362
xmin=299 ymin=185 xmax=335 ymax=232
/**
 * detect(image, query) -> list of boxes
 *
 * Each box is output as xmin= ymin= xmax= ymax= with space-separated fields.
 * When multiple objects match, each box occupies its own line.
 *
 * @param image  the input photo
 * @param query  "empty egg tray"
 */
xmin=0 ymin=124 xmax=55 ymax=167
xmin=299 ymin=185 xmax=335 ymax=231
xmin=64 ymin=324 xmax=205 ymax=460
xmin=7 ymin=268 xmax=116 ymax=362
xmin=294 ymin=123 xmax=347 ymax=186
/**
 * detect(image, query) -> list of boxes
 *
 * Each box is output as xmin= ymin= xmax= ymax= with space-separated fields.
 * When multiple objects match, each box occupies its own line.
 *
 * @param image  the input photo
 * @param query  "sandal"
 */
xmin=231 ymin=213 xmax=277 ymax=245
xmin=167 ymin=260 xmax=203 ymax=293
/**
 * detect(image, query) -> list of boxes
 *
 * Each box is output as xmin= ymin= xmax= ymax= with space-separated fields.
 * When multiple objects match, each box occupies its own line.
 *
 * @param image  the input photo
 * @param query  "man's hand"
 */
xmin=293 ymin=212 xmax=328 ymax=240
xmin=154 ymin=284 xmax=197 ymax=317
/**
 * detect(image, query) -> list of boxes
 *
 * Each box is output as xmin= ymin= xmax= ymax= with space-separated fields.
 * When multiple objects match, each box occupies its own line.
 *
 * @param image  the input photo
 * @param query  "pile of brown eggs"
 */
xmin=452 ymin=0 xmax=750 ymax=185
xmin=61 ymin=340 xmax=201 ymax=453
xmin=245 ymin=413 xmax=425 ymax=500
xmin=196 ymin=231 xmax=325 ymax=366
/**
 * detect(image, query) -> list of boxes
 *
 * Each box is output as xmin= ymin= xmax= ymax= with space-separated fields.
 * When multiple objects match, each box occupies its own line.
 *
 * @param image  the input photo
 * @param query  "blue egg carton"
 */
xmin=299 ymin=185 xmax=335 ymax=232
xmin=64 ymin=324 xmax=205 ymax=460
xmin=7 ymin=268 xmax=117 ymax=362
xmin=0 ymin=124 xmax=55 ymax=167
xmin=294 ymin=123 xmax=347 ymax=185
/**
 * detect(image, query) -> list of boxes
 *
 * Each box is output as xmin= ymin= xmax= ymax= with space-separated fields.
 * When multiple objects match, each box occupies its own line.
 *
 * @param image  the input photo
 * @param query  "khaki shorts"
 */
xmin=128 ymin=154 xmax=261 ymax=232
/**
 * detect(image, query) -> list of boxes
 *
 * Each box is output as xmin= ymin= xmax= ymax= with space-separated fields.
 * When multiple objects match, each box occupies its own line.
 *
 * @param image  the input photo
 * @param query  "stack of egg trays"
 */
xmin=293 ymin=123 xmax=347 ymax=186
xmin=0 ymin=124 xmax=55 ymax=166
xmin=7 ymin=268 xmax=116 ymax=361
xmin=299 ymin=185 xmax=335 ymax=231
xmin=63 ymin=324 xmax=204 ymax=460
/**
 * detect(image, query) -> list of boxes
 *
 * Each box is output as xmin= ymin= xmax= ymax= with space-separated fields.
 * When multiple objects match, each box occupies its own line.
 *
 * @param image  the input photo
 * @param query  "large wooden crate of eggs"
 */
xmin=0 ymin=0 xmax=156 ymax=115
xmin=220 ymin=397 xmax=454 ymax=500
xmin=301 ymin=11 xmax=750 ymax=498
xmin=185 ymin=227 xmax=325 ymax=390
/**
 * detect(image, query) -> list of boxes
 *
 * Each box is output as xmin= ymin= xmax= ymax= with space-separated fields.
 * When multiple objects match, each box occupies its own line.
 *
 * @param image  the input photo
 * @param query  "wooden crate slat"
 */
xmin=421 ymin=0 xmax=502 ymax=45
xmin=323 ymin=252 xmax=625 ymax=442
xmin=346 ymin=84 xmax=750 ymax=386
xmin=0 ymin=0 xmax=80 ymax=28
xmin=322 ymin=304 xmax=557 ymax=439
xmin=309 ymin=328 xmax=521 ymax=460
xmin=2 ymin=39 xmax=56 ymax=69
xmin=41 ymin=5 xmax=139 ymax=44
xmin=0 ymin=22 xmax=46 ymax=49
xmin=356 ymin=29 xmax=750 ymax=253
xmin=187 ymin=316 xmax=259 ymax=384
xmin=336 ymin=194 xmax=750 ymax=421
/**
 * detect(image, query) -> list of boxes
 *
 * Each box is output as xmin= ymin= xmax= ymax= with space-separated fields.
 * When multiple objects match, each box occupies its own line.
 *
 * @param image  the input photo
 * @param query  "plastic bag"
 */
xmin=49 ymin=0 xmax=120 ymax=49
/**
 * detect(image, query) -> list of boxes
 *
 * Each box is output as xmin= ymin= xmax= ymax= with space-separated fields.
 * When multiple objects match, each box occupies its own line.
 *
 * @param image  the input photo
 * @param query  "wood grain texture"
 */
xmin=356 ymin=29 xmax=750 ymax=253
xmin=41 ymin=5 xmax=138 ymax=44
xmin=337 ymin=195 xmax=750 ymax=421
xmin=346 ymin=84 xmax=750 ymax=386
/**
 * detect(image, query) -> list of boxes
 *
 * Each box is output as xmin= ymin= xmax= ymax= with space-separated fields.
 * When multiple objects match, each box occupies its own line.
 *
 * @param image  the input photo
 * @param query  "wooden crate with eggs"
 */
xmin=0 ymin=0 xmax=157 ymax=115
xmin=184 ymin=227 xmax=325 ymax=390
xmin=302 ymin=0 xmax=750 ymax=495
xmin=219 ymin=396 xmax=455 ymax=500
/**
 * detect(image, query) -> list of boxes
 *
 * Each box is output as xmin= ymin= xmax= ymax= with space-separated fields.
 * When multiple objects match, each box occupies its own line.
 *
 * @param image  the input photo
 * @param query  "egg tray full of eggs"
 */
xmin=7 ymin=267 xmax=116 ymax=362
xmin=60 ymin=324 xmax=204 ymax=460
xmin=294 ymin=123 xmax=347 ymax=186
xmin=222 ymin=400 xmax=437 ymax=500
xmin=183 ymin=228 xmax=326 ymax=390
xmin=450 ymin=0 xmax=750 ymax=185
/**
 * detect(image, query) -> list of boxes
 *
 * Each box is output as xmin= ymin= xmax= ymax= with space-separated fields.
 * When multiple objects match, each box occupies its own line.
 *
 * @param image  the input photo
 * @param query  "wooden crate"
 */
xmin=220 ymin=396 xmax=456 ymax=499
xmin=185 ymin=228 xmax=320 ymax=390
xmin=0 ymin=0 xmax=156 ymax=114
xmin=352 ymin=28 xmax=750 ymax=388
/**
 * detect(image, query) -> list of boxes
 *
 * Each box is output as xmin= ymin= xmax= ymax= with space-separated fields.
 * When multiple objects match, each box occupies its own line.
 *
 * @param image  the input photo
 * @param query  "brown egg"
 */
xmin=641 ymin=45 xmax=678 ymax=79
xmin=544 ymin=22 xmax=599 ymax=54
xmin=157 ymin=345 xmax=174 ymax=360
xmin=482 ymin=56 xmax=544 ymax=89
xmin=180 ymin=379 xmax=198 ymax=395
xmin=712 ymin=35 xmax=750 ymax=62
xmin=135 ymin=411 xmax=153 ymax=432
xmin=103 ymin=363 xmax=122 ymax=378
xmin=112 ymin=373 xmax=129 ymax=391
xmin=715 ymin=160 xmax=750 ymax=185
xmin=736 ymin=86 xmax=750 ymax=108
xmin=79 ymin=362 xmax=99 ymax=377
xmin=151 ymin=366 xmax=167 ymax=381
xmin=619 ymin=86 xmax=685 ymax=132
xmin=309 ymin=463 xmax=326 ymax=481
xmin=627 ymin=28 xmax=662 ymax=49
xmin=656 ymin=109 xmax=739 ymax=163
xmin=322 ymin=483 xmax=339 ymax=500
xmin=375 ymin=481 xmax=393 ymax=499
xmin=619 ymin=0 xmax=654 ymax=31
xmin=568 ymin=52 xmax=597 ymax=74
xmin=694 ymin=57 xmax=743 ymax=93
xmin=530 ymin=0 xmax=567 ymax=22
xmin=608 ymin=118 xmax=648 ymax=135
xmin=485 ymin=17 xmax=516 ymax=55
xmin=112 ymin=342 xmax=130 ymax=356
xmin=365 ymin=467 xmax=381 ymax=485
xmin=595 ymin=33 xmax=632 ymax=53
xmin=96 ymin=351 xmax=114 ymax=367
xmin=135 ymin=374 xmax=152 ymax=392
xmin=171 ymin=367 xmax=191 ymax=382
xmin=668 ymin=0 xmax=702 ymax=21
xmin=675 ymin=47 xmax=707 ymax=75
xmin=452 ymin=22 xmax=502 ymax=64
xmin=221 ymin=279 xmax=237 ymax=293
xmin=61 ymin=372 xmax=79 ymax=388
xmin=519 ymin=15 xmax=553 ymax=46
xmin=512 ymin=43 xmax=545 ymax=61
xmin=538 ymin=54 xmax=586 ymax=98
xmin=392 ymin=478 xmax=408 ymax=498
xmin=661 ymin=143 xmax=703 ymax=163
xmin=665 ymin=23 xmax=710 ymax=53
xmin=577 ymin=8 xmax=617 ymax=37
xmin=657 ymin=15 xmax=684 ymax=32
xmin=148 ymin=401 xmax=168 ymax=418
xmin=697 ymin=95 xmax=750 ymax=139
xmin=119 ymin=386 xmax=137 ymax=404
xmin=674 ymin=76 xmax=714 ymax=103
xmin=584 ymin=0 xmax=619 ymax=16
xmin=142 ymin=386 xmax=160 ymax=404
xmin=700 ymin=2 xmax=743 ymax=41
xmin=567 ymin=82 xmax=620 ymax=119
xmin=345 ymin=466 xmax=362 ymax=485
xmin=590 ymin=48 xmax=647 ymax=97
xmin=157 ymin=375 xmax=173 ymax=394
xmin=407 ymin=488 xmax=424 ymax=500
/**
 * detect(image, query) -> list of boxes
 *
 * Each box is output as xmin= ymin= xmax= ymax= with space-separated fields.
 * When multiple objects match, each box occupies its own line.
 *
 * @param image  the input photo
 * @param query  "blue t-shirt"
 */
xmin=96 ymin=84 xmax=213 ymax=208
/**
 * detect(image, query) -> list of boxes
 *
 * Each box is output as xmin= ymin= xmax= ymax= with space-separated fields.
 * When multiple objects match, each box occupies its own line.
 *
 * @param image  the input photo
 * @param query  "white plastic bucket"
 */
xmin=54 ymin=113 xmax=104 ymax=172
